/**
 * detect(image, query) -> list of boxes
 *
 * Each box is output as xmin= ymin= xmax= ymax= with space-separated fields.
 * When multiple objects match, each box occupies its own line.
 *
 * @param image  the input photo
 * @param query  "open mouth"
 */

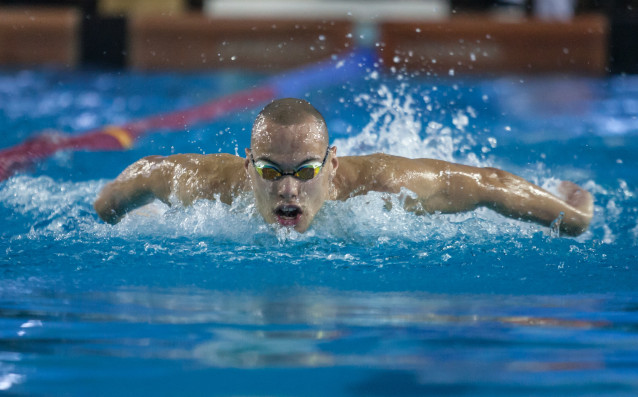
xmin=275 ymin=205 xmax=302 ymax=226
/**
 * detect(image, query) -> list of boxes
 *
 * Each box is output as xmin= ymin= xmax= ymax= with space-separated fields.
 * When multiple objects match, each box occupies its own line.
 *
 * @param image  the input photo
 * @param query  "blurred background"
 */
xmin=0 ymin=0 xmax=635 ymax=74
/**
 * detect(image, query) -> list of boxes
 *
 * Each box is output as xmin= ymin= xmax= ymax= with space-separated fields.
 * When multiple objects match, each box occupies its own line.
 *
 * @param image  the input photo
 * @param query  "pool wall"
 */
xmin=0 ymin=3 xmax=617 ymax=75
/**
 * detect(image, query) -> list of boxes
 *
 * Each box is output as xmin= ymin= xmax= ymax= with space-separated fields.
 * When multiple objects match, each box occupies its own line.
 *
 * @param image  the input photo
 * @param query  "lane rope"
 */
xmin=0 ymin=49 xmax=373 ymax=182
xmin=102 ymin=126 xmax=134 ymax=149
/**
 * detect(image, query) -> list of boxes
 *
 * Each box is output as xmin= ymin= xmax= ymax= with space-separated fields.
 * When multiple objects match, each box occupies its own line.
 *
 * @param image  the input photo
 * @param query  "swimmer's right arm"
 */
xmin=94 ymin=153 xmax=248 ymax=224
xmin=94 ymin=155 xmax=172 ymax=224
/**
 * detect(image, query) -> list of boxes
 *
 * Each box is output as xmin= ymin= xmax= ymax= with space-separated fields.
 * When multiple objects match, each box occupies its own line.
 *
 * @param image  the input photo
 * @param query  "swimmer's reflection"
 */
xmin=189 ymin=292 xmax=609 ymax=369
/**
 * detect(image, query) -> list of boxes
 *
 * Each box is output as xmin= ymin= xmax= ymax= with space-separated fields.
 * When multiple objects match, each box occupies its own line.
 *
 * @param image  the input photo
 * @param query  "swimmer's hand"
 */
xmin=477 ymin=173 xmax=594 ymax=237
xmin=556 ymin=180 xmax=594 ymax=235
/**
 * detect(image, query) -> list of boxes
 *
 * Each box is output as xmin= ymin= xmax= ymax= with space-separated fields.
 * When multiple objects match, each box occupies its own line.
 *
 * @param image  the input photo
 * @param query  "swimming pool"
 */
xmin=1 ymin=65 xmax=637 ymax=396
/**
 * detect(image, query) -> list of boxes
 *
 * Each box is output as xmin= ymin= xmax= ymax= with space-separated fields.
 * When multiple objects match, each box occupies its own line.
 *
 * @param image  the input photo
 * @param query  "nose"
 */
xmin=277 ymin=175 xmax=300 ymax=200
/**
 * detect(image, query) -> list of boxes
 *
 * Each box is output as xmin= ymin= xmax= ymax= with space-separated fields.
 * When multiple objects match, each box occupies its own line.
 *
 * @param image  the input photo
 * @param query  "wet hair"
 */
xmin=251 ymin=98 xmax=329 ymax=147
xmin=250 ymin=98 xmax=329 ymax=147
xmin=257 ymin=98 xmax=327 ymax=127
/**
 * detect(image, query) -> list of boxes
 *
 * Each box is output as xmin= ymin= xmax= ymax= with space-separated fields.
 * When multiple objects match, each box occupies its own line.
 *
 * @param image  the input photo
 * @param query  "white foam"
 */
xmin=0 ymin=170 xmax=611 ymax=247
xmin=1 ymin=174 xmax=547 ymax=247
xmin=0 ymin=373 xmax=23 ymax=391
xmin=333 ymin=83 xmax=491 ymax=167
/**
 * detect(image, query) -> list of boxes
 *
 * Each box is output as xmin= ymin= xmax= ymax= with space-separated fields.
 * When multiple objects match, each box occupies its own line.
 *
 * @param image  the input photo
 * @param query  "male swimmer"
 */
xmin=94 ymin=98 xmax=594 ymax=236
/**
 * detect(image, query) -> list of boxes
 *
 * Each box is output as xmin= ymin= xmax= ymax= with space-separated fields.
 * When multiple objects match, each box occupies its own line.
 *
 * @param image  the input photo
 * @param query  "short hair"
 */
xmin=251 ymin=98 xmax=329 ymax=148
xmin=256 ymin=98 xmax=326 ymax=127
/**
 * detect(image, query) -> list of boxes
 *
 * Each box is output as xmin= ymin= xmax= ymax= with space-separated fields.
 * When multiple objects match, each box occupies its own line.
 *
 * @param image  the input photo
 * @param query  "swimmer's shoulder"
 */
xmin=337 ymin=152 xmax=400 ymax=167
xmin=200 ymin=153 xmax=246 ymax=169
xmin=143 ymin=153 xmax=246 ymax=183
xmin=161 ymin=152 xmax=243 ymax=165
xmin=140 ymin=153 xmax=245 ymax=171
xmin=166 ymin=153 xmax=248 ymax=202
xmin=335 ymin=153 xmax=451 ymax=198
xmin=335 ymin=153 xmax=412 ymax=197
xmin=192 ymin=153 xmax=247 ymax=182
xmin=338 ymin=152 xmax=443 ymax=172
xmin=339 ymin=152 xmax=455 ymax=171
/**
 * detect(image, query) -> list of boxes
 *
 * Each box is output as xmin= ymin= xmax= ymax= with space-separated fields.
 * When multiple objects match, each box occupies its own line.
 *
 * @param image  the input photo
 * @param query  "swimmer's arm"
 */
xmin=94 ymin=155 xmax=173 ymax=224
xmin=94 ymin=153 xmax=249 ymax=224
xmin=405 ymin=162 xmax=593 ymax=236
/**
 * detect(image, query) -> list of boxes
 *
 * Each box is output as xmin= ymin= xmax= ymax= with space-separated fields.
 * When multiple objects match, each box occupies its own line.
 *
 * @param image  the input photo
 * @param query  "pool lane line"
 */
xmin=0 ymin=49 xmax=374 ymax=182
xmin=102 ymin=126 xmax=134 ymax=149
xmin=0 ymin=84 xmax=277 ymax=182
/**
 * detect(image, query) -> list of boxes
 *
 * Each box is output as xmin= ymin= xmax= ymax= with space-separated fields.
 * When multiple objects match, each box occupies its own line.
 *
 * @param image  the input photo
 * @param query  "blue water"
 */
xmin=1 ymin=67 xmax=637 ymax=396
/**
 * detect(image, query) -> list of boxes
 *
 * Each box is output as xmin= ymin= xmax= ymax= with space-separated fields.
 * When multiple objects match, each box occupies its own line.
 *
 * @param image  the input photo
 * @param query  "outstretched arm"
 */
xmin=94 ymin=155 xmax=173 ymax=224
xmin=94 ymin=153 xmax=247 ymax=224
xmin=377 ymin=157 xmax=593 ymax=236
xmin=439 ymin=166 xmax=592 ymax=236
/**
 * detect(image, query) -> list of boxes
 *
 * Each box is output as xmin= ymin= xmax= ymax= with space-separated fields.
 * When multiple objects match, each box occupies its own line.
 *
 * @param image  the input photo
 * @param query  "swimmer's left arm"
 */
xmin=400 ymin=160 xmax=593 ymax=236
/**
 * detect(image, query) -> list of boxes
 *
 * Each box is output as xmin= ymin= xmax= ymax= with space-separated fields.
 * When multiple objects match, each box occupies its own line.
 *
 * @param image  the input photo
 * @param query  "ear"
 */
xmin=330 ymin=146 xmax=338 ymax=174
xmin=244 ymin=148 xmax=251 ymax=170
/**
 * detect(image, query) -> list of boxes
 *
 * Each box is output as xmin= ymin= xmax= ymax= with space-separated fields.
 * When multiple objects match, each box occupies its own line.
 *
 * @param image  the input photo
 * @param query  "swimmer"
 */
xmin=94 ymin=98 xmax=594 ymax=236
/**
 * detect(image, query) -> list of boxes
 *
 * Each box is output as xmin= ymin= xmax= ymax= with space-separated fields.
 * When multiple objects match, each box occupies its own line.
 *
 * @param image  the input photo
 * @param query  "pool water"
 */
xmin=1 ymin=66 xmax=637 ymax=396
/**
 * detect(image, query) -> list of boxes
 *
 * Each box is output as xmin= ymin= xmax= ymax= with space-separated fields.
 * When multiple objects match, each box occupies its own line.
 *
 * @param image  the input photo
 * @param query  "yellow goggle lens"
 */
xmin=294 ymin=164 xmax=320 ymax=180
xmin=258 ymin=165 xmax=283 ymax=180
xmin=254 ymin=162 xmax=322 ymax=181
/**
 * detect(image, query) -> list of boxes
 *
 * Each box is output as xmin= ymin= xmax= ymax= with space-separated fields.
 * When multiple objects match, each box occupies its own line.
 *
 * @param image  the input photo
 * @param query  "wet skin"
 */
xmin=245 ymin=118 xmax=338 ymax=232
xmin=94 ymin=106 xmax=594 ymax=236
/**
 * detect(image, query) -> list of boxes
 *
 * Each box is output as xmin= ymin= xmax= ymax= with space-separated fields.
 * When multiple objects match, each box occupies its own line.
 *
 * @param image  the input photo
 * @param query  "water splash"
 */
xmin=1 ymin=74 xmax=635 ymax=283
xmin=0 ymin=166 xmax=626 ymax=250
xmin=0 ymin=161 xmax=635 ymax=295
xmin=333 ymin=81 xmax=490 ymax=167
xmin=0 ymin=175 xmax=538 ymax=246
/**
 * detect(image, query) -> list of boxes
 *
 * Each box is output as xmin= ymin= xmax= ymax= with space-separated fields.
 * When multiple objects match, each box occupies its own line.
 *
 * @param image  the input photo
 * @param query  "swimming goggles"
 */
xmin=250 ymin=147 xmax=330 ymax=181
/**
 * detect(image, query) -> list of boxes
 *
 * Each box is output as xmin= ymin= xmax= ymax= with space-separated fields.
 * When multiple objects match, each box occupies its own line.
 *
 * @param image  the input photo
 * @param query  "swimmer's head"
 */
xmin=245 ymin=98 xmax=338 ymax=232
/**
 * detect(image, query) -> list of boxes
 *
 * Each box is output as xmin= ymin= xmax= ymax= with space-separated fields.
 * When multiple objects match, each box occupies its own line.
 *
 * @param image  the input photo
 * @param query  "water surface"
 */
xmin=1 ymin=69 xmax=637 ymax=396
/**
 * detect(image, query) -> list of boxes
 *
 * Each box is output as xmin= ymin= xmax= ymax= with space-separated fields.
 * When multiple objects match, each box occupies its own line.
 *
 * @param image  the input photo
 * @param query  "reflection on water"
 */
xmin=194 ymin=329 xmax=338 ymax=368
xmin=3 ymin=286 xmax=636 ymax=373
xmin=2 ymin=285 xmax=638 ymax=394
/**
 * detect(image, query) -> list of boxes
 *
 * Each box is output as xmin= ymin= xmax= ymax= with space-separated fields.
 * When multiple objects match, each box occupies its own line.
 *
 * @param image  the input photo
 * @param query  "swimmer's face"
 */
xmin=245 ymin=116 xmax=338 ymax=233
